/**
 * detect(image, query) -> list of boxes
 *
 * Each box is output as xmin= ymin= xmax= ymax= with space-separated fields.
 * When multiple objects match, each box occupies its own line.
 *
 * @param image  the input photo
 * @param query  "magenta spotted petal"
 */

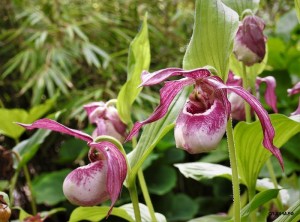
xmin=63 ymin=161 xmax=109 ymax=206
xmin=17 ymin=119 xmax=127 ymax=216
xmin=175 ymin=94 xmax=229 ymax=153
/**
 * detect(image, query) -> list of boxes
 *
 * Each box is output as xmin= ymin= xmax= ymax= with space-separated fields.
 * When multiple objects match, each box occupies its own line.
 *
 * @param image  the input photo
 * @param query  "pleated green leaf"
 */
xmin=222 ymin=0 xmax=260 ymax=15
xmin=117 ymin=14 xmax=150 ymax=124
xmin=234 ymin=114 xmax=300 ymax=191
xmin=183 ymin=0 xmax=239 ymax=80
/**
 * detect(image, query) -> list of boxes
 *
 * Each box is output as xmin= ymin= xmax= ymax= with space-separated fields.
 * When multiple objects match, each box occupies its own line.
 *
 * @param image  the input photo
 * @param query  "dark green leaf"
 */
xmin=32 ymin=169 xmax=71 ymax=205
xmin=145 ymin=165 xmax=177 ymax=195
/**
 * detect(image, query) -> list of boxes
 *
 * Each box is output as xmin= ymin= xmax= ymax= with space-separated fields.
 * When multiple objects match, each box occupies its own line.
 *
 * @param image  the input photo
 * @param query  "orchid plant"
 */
xmin=3 ymin=0 xmax=300 ymax=222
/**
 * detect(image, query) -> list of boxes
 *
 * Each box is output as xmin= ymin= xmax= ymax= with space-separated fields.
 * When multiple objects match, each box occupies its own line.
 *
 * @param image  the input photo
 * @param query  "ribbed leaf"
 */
xmin=222 ymin=0 xmax=260 ymax=15
xmin=183 ymin=0 xmax=239 ymax=80
xmin=117 ymin=14 xmax=150 ymax=124
xmin=274 ymin=199 xmax=300 ymax=222
xmin=234 ymin=114 xmax=300 ymax=191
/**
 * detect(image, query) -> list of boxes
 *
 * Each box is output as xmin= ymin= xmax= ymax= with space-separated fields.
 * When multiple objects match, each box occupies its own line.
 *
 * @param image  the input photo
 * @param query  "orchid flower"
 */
xmin=233 ymin=15 xmax=266 ymax=66
xmin=227 ymin=72 xmax=278 ymax=120
xmin=288 ymin=82 xmax=300 ymax=115
xmin=17 ymin=119 xmax=127 ymax=215
xmin=126 ymin=68 xmax=283 ymax=168
xmin=84 ymin=101 xmax=127 ymax=142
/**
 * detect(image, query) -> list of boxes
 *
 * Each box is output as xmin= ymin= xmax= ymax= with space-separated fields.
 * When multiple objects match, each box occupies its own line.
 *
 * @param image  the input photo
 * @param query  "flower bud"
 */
xmin=84 ymin=102 xmax=127 ymax=142
xmin=233 ymin=15 xmax=266 ymax=66
xmin=174 ymin=86 xmax=229 ymax=153
xmin=63 ymin=161 xmax=109 ymax=206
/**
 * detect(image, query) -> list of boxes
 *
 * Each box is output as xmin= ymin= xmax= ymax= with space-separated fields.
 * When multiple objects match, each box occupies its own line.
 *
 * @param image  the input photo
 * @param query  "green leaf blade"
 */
xmin=183 ymin=0 xmax=239 ymax=80
xmin=234 ymin=114 xmax=300 ymax=191
xmin=117 ymin=14 xmax=150 ymax=124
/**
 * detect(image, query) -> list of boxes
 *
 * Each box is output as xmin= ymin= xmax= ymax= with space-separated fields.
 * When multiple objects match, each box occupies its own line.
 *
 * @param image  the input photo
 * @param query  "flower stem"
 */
xmin=226 ymin=118 xmax=241 ymax=222
xmin=137 ymin=170 xmax=157 ymax=222
xmin=266 ymin=159 xmax=284 ymax=211
xmin=132 ymin=138 xmax=157 ymax=222
xmin=128 ymin=182 xmax=142 ymax=222
xmin=242 ymin=65 xmax=251 ymax=122
xmin=11 ymin=151 xmax=37 ymax=215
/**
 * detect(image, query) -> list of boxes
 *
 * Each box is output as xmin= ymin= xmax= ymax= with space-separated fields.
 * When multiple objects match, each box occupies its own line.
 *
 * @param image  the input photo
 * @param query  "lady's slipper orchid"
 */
xmin=288 ymin=82 xmax=300 ymax=115
xmin=126 ymin=68 xmax=283 ymax=168
xmin=17 ymin=119 xmax=127 ymax=215
xmin=84 ymin=102 xmax=127 ymax=142
xmin=227 ymin=72 xmax=278 ymax=120
xmin=233 ymin=15 xmax=266 ymax=66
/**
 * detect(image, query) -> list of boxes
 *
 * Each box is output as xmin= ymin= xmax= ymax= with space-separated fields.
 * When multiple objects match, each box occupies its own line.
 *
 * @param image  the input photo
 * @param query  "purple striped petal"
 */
xmin=16 ymin=118 xmax=93 ymax=142
xmin=205 ymin=77 xmax=284 ymax=169
xmin=126 ymin=78 xmax=194 ymax=141
xmin=141 ymin=68 xmax=210 ymax=86
xmin=256 ymin=76 xmax=278 ymax=113
xmin=88 ymin=142 xmax=127 ymax=215
xmin=141 ymin=68 xmax=184 ymax=86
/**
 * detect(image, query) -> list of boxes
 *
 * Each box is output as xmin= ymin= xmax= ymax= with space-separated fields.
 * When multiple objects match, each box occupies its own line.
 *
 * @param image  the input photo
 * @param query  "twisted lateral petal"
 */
xmin=89 ymin=142 xmax=127 ymax=215
xmin=291 ymin=98 xmax=300 ymax=116
xmin=63 ymin=161 xmax=109 ymax=206
xmin=288 ymin=82 xmax=300 ymax=96
xmin=16 ymin=118 xmax=93 ymax=142
xmin=141 ymin=68 xmax=210 ymax=86
xmin=256 ymin=76 xmax=278 ymax=113
xmin=205 ymin=77 xmax=283 ymax=169
xmin=126 ymin=78 xmax=194 ymax=141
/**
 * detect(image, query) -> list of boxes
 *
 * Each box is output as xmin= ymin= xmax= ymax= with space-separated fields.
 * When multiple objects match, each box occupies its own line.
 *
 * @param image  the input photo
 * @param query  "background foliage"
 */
xmin=0 ymin=0 xmax=299 ymax=221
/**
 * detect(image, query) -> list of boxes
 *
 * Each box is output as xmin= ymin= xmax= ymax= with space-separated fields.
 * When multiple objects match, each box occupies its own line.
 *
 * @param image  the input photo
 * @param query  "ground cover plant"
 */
xmin=0 ymin=0 xmax=300 ymax=221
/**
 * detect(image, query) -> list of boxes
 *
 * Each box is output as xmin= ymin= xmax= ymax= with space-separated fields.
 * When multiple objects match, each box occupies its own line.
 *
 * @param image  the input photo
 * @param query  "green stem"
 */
xmin=23 ymin=164 xmax=37 ymax=215
xmin=226 ymin=118 xmax=241 ymax=222
xmin=9 ymin=170 xmax=19 ymax=206
xmin=242 ymin=65 xmax=251 ymax=122
xmin=266 ymin=159 xmax=284 ymax=211
xmin=11 ymin=151 xmax=37 ymax=215
xmin=137 ymin=170 xmax=157 ymax=222
xmin=128 ymin=182 xmax=142 ymax=222
xmin=132 ymin=138 xmax=157 ymax=222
